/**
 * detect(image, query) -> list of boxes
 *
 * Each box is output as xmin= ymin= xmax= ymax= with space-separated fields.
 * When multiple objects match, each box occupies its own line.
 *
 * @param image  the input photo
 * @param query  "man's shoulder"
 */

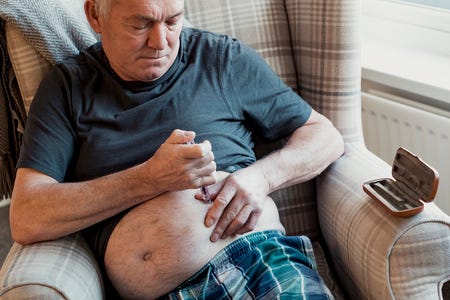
xmin=181 ymin=27 xmax=247 ymax=63
xmin=55 ymin=42 xmax=103 ymax=70
xmin=181 ymin=27 xmax=239 ymax=49
xmin=50 ymin=42 xmax=106 ymax=81
xmin=182 ymin=27 xmax=225 ymax=39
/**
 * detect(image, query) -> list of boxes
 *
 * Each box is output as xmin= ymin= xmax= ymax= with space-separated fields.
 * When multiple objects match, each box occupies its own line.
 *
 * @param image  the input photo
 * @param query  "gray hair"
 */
xmin=92 ymin=0 xmax=113 ymax=17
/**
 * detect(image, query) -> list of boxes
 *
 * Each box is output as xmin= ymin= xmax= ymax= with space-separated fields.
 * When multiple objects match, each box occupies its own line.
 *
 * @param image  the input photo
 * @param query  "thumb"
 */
xmin=166 ymin=129 xmax=196 ymax=144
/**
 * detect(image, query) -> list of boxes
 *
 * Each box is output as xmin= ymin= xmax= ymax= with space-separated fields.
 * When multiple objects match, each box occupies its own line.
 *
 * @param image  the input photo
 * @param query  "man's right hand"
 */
xmin=142 ymin=129 xmax=217 ymax=193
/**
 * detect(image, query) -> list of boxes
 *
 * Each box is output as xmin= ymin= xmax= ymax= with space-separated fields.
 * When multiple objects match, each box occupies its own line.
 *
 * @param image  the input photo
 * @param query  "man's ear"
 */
xmin=84 ymin=0 xmax=102 ymax=34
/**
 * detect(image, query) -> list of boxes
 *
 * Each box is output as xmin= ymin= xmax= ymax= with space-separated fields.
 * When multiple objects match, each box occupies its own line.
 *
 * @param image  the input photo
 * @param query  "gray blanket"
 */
xmin=0 ymin=0 xmax=99 ymax=198
xmin=0 ymin=0 xmax=99 ymax=64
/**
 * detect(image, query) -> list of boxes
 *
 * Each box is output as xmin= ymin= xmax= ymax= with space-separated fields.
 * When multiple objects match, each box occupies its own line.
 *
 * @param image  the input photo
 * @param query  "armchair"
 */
xmin=1 ymin=0 xmax=449 ymax=299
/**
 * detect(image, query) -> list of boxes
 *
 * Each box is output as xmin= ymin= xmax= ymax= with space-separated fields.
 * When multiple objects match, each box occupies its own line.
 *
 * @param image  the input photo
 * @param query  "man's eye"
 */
xmin=129 ymin=21 xmax=151 ymax=30
xmin=165 ymin=23 xmax=178 ymax=31
xmin=166 ymin=18 xmax=181 ymax=27
xmin=132 ymin=24 xmax=147 ymax=30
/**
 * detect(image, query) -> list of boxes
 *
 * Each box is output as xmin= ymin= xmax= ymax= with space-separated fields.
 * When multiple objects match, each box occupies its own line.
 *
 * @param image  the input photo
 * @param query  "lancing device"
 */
xmin=185 ymin=140 xmax=212 ymax=204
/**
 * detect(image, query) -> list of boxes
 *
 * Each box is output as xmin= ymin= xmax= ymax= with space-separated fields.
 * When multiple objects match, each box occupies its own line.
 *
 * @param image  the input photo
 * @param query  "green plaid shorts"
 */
xmin=161 ymin=230 xmax=334 ymax=299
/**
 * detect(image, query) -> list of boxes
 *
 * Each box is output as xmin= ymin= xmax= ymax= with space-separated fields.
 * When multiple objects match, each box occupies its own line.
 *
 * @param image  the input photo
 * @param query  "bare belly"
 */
xmin=104 ymin=172 xmax=285 ymax=299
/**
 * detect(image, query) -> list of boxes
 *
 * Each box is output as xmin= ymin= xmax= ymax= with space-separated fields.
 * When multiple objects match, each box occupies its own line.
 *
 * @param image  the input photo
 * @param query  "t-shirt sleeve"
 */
xmin=220 ymin=38 xmax=312 ymax=141
xmin=17 ymin=67 xmax=77 ymax=182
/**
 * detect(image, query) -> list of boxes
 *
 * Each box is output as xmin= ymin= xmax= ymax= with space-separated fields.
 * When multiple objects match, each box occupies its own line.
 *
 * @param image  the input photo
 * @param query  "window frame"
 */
xmin=397 ymin=0 xmax=450 ymax=11
xmin=363 ymin=0 xmax=450 ymax=55
xmin=362 ymin=0 xmax=450 ymax=108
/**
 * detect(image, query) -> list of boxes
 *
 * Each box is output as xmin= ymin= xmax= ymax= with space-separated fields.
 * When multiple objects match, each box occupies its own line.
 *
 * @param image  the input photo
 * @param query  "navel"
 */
xmin=143 ymin=251 xmax=153 ymax=261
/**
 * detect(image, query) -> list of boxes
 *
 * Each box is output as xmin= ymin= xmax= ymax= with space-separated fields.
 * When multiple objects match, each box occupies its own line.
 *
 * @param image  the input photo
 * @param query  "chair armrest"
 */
xmin=0 ymin=233 xmax=104 ymax=300
xmin=317 ymin=143 xmax=450 ymax=300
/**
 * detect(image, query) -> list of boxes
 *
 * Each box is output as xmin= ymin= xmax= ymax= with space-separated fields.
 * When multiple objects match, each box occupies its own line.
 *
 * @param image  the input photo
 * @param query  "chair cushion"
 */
xmin=0 ymin=233 xmax=103 ymax=300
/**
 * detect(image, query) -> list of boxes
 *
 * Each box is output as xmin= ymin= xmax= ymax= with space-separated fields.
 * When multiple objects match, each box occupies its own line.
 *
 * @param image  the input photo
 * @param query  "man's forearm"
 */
xmin=10 ymin=163 xmax=160 ymax=245
xmin=253 ymin=110 xmax=344 ymax=194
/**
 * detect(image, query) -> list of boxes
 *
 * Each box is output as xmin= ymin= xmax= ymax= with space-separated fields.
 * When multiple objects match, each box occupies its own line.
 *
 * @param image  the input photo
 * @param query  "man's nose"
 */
xmin=147 ymin=23 xmax=167 ymax=50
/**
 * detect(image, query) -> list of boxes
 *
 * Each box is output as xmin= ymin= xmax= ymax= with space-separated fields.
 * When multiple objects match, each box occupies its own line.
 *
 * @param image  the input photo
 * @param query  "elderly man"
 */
xmin=10 ymin=0 xmax=344 ymax=298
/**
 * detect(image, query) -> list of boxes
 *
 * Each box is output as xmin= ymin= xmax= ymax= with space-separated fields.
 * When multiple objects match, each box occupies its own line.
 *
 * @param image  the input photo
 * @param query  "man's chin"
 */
xmin=116 ymin=59 xmax=172 ymax=82
xmin=128 ymin=66 xmax=167 ymax=82
xmin=143 ymin=69 xmax=167 ymax=82
xmin=138 ymin=62 xmax=170 ymax=81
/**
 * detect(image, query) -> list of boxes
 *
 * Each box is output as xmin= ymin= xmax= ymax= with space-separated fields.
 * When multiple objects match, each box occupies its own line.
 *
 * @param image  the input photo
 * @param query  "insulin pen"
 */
xmin=201 ymin=186 xmax=212 ymax=204
xmin=186 ymin=140 xmax=212 ymax=204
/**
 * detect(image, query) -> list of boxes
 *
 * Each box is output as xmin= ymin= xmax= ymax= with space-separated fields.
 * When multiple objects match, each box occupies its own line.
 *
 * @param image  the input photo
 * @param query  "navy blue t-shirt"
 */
xmin=18 ymin=28 xmax=312 ymax=183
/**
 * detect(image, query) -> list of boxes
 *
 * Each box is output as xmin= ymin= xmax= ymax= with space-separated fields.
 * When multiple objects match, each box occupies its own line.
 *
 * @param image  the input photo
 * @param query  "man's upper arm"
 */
xmin=301 ymin=109 xmax=332 ymax=128
xmin=13 ymin=168 xmax=57 ymax=196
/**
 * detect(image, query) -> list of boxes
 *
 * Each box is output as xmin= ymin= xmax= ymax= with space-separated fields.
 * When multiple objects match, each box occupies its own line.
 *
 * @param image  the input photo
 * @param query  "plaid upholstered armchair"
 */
xmin=1 ymin=0 xmax=449 ymax=299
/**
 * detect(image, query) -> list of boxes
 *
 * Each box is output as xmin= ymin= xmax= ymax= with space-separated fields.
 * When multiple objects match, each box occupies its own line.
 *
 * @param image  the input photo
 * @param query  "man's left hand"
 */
xmin=201 ymin=169 xmax=269 ymax=242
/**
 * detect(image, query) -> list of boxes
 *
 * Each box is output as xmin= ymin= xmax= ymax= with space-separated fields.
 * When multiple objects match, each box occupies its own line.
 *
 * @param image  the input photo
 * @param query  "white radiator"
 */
xmin=361 ymin=92 xmax=450 ymax=215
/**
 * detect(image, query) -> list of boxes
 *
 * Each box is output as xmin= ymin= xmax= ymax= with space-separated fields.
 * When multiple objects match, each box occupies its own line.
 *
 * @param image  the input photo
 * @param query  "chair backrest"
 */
xmin=287 ymin=0 xmax=363 ymax=144
xmin=185 ymin=0 xmax=364 ymax=145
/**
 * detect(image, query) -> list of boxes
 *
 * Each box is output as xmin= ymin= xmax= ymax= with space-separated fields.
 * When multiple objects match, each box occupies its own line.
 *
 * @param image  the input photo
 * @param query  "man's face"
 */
xmin=96 ymin=0 xmax=184 ymax=82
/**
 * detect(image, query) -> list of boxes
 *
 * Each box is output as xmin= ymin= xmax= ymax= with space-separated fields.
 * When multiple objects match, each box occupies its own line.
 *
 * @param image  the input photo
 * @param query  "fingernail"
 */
xmin=206 ymin=218 xmax=214 ymax=227
xmin=211 ymin=233 xmax=219 ymax=242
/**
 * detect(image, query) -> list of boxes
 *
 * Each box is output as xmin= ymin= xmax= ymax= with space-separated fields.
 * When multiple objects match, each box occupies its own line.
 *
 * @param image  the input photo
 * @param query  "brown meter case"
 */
xmin=363 ymin=147 xmax=439 ymax=217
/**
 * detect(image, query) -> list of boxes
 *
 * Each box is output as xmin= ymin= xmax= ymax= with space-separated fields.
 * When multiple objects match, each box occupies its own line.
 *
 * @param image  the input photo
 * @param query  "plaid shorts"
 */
xmin=161 ymin=230 xmax=334 ymax=300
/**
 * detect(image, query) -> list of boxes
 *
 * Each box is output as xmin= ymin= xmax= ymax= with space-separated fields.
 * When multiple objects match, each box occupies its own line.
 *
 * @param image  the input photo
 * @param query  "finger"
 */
xmin=221 ymin=205 xmax=254 ymax=239
xmin=187 ymin=157 xmax=216 ymax=190
xmin=235 ymin=210 xmax=261 ymax=235
xmin=165 ymin=129 xmax=196 ymax=144
xmin=201 ymin=167 xmax=217 ymax=185
xmin=184 ymin=140 xmax=213 ymax=159
xmin=209 ymin=197 xmax=245 ymax=242
xmin=204 ymin=185 xmax=235 ymax=230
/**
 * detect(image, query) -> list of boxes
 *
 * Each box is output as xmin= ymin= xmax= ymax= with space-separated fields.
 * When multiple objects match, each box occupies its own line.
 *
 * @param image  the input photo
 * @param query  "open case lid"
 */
xmin=392 ymin=147 xmax=439 ymax=202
